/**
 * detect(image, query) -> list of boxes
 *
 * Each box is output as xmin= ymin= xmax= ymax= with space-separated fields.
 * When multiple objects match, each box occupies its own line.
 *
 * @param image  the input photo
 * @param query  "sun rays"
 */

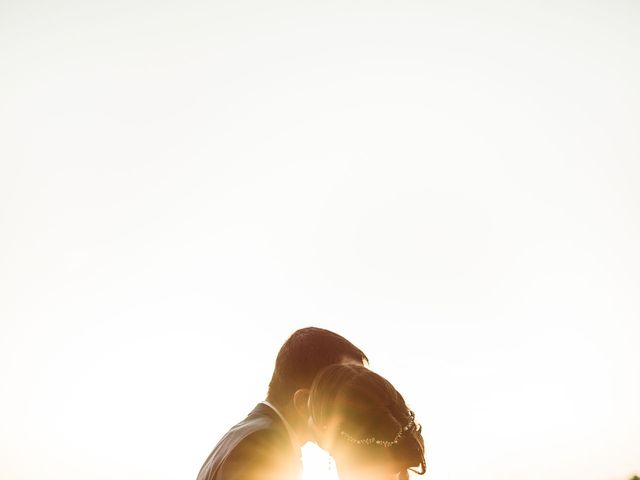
xmin=302 ymin=443 xmax=339 ymax=480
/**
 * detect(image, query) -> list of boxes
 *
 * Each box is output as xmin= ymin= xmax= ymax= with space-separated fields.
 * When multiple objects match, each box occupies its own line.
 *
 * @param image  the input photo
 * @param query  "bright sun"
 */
xmin=301 ymin=443 xmax=340 ymax=480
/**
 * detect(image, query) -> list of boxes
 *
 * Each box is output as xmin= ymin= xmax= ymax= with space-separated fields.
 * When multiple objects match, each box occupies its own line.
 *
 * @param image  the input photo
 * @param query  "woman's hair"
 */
xmin=309 ymin=364 xmax=426 ymax=480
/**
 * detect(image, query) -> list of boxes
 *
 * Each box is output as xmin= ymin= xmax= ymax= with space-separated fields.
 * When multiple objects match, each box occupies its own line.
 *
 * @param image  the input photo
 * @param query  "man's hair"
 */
xmin=266 ymin=327 xmax=368 ymax=406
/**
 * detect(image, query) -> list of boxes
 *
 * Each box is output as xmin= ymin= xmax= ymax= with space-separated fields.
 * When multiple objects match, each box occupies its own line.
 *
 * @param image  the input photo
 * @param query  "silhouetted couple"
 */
xmin=196 ymin=327 xmax=426 ymax=480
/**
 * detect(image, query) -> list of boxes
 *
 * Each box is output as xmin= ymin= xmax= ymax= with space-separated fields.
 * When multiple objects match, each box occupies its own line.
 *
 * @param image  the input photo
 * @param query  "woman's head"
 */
xmin=308 ymin=364 xmax=426 ymax=480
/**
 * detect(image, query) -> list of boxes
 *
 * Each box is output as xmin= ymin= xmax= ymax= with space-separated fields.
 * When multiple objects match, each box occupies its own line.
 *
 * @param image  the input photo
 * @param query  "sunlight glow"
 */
xmin=302 ymin=443 xmax=340 ymax=480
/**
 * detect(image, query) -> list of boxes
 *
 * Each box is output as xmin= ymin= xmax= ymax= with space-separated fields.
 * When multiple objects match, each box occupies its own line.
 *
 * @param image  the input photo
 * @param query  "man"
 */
xmin=196 ymin=327 xmax=368 ymax=480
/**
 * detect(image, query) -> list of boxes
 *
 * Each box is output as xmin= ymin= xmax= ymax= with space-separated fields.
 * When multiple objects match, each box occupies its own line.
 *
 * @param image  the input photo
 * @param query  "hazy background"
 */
xmin=1 ymin=1 xmax=639 ymax=480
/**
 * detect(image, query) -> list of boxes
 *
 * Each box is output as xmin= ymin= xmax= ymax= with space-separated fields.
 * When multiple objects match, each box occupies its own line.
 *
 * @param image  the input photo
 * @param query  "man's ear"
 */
xmin=292 ymin=388 xmax=310 ymax=418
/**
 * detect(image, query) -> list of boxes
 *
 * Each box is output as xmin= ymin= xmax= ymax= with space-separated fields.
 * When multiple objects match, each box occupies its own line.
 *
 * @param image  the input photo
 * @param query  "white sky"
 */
xmin=1 ymin=1 xmax=639 ymax=480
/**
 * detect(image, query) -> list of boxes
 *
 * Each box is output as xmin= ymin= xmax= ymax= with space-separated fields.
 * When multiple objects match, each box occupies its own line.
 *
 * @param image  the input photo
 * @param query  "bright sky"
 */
xmin=1 ymin=1 xmax=639 ymax=480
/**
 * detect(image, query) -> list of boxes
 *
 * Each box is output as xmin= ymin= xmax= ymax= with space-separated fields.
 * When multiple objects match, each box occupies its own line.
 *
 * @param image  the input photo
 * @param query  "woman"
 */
xmin=308 ymin=363 xmax=426 ymax=480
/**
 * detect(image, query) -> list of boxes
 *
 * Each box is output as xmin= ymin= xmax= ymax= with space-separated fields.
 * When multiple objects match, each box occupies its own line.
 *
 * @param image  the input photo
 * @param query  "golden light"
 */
xmin=301 ymin=443 xmax=340 ymax=480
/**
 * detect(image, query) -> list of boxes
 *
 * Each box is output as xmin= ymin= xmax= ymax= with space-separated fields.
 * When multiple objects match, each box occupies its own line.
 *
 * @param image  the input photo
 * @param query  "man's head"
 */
xmin=267 ymin=327 xmax=368 ymax=408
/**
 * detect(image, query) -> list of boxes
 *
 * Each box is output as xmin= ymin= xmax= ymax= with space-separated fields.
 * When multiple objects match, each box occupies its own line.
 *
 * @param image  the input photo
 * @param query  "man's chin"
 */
xmin=312 ymin=435 xmax=329 ymax=451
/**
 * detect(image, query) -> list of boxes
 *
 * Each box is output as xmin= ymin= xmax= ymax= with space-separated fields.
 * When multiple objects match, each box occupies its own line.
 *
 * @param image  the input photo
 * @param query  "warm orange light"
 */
xmin=301 ymin=443 xmax=339 ymax=480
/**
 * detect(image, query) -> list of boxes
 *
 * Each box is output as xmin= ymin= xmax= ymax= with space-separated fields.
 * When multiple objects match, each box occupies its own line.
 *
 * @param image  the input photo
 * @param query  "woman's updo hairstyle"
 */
xmin=309 ymin=363 xmax=426 ymax=480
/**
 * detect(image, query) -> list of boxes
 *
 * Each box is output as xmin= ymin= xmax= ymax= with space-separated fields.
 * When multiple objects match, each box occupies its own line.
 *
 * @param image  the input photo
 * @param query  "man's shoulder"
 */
xmin=230 ymin=403 xmax=288 ymax=448
xmin=196 ymin=404 xmax=300 ymax=480
xmin=218 ymin=428 xmax=301 ymax=480
xmin=232 ymin=419 xmax=295 ymax=455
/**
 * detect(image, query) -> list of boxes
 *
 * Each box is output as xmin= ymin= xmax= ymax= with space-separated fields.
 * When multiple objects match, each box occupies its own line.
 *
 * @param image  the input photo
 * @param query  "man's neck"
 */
xmin=265 ymin=399 xmax=310 ymax=445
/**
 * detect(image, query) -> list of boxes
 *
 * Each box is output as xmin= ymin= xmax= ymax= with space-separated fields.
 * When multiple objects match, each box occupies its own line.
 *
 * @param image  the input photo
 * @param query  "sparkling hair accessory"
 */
xmin=339 ymin=411 xmax=416 ymax=447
